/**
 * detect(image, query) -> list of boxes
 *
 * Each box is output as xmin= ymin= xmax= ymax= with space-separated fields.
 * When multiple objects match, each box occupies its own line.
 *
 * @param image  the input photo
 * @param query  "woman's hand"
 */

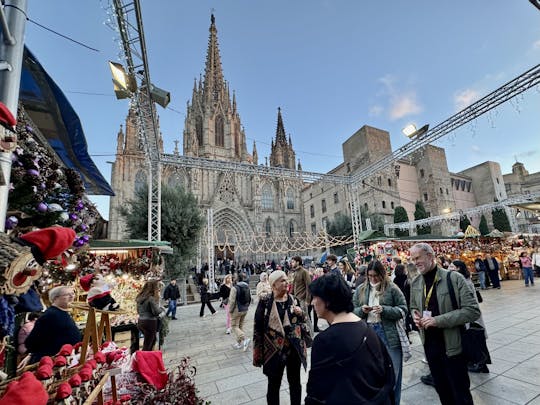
xmin=361 ymin=305 xmax=372 ymax=314
xmin=371 ymin=305 xmax=383 ymax=314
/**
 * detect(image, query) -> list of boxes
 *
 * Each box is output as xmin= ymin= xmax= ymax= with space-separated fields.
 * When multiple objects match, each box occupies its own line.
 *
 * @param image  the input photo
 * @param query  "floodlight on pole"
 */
xmin=402 ymin=123 xmax=429 ymax=139
xmin=149 ymin=83 xmax=170 ymax=108
xmin=108 ymin=61 xmax=137 ymax=99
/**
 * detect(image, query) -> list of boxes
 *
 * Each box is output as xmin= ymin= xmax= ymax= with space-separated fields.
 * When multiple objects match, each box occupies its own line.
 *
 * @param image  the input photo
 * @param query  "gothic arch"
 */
xmin=288 ymin=219 xmax=298 ymax=237
xmin=264 ymin=217 xmax=276 ymax=237
xmin=213 ymin=207 xmax=253 ymax=247
xmin=261 ymin=183 xmax=274 ymax=210
xmin=286 ymin=187 xmax=295 ymax=210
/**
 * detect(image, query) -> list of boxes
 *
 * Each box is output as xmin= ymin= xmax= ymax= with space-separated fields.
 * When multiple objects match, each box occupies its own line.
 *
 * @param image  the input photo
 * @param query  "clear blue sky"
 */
xmin=25 ymin=1 xmax=540 ymax=220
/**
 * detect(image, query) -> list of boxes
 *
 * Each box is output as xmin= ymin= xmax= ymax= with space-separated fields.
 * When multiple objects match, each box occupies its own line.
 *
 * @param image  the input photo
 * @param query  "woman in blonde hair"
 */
xmin=220 ymin=274 xmax=233 ymax=334
xmin=353 ymin=260 xmax=407 ymax=405
xmin=136 ymin=280 xmax=164 ymax=351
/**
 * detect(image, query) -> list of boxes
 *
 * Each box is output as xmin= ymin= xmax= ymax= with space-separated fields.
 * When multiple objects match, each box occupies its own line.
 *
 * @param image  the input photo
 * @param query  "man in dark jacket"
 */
xmin=163 ymin=279 xmax=181 ymax=320
xmin=484 ymin=254 xmax=501 ymax=289
xmin=474 ymin=255 xmax=487 ymax=289
xmin=410 ymin=243 xmax=480 ymax=405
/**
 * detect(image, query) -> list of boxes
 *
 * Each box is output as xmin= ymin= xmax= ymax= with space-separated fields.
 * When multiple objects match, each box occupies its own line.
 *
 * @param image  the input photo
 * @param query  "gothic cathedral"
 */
xmin=108 ymin=15 xmax=305 ymax=262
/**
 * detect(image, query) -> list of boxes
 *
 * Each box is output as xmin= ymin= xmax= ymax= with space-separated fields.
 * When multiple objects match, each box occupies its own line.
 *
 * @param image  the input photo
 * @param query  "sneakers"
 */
xmin=225 ymin=328 xmax=231 ymax=334
xmin=242 ymin=338 xmax=251 ymax=352
xmin=232 ymin=342 xmax=242 ymax=349
xmin=171 ymin=317 xmax=178 ymax=320
xmin=420 ymin=374 xmax=436 ymax=387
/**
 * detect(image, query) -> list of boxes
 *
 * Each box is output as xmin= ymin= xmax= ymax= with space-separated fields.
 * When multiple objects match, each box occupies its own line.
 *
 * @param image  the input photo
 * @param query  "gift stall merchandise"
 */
xmin=360 ymin=235 xmax=539 ymax=280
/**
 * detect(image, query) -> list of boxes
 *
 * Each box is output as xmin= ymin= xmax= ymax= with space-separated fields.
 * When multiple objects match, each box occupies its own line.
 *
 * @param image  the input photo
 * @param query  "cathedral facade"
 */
xmin=108 ymin=15 xmax=305 ymax=263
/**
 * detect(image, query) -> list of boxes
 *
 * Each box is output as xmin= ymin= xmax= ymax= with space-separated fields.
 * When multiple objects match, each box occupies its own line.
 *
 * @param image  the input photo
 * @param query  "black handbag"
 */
xmin=446 ymin=272 xmax=491 ymax=365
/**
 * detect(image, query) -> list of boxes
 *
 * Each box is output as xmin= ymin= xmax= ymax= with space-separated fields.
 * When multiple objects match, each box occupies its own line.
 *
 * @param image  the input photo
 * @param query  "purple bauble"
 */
xmin=27 ymin=169 xmax=39 ymax=177
xmin=69 ymin=213 xmax=78 ymax=221
xmin=75 ymin=201 xmax=85 ymax=211
xmin=82 ymin=235 xmax=90 ymax=242
xmin=80 ymin=224 xmax=88 ymax=232
xmin=25 ymin=125 xmax=33 ymax=132
xmin=74 ymin=239 xmax=84 ymax=247
xmin=37 ymin=202 xmax=48 ymax=212
xmin=5 ymin=216 xmax=18 ymax=230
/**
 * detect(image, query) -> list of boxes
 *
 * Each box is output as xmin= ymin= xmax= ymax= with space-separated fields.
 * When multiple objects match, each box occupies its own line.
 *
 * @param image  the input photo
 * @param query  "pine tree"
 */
xmin=414 ymin=200 xmax=431 ymax=235
xmin=459 ymin=216 xmax=471 ymax=232
xmin=326 ymin=213 xmax=353 ymax=256
xmin=393 ymin=206 xmax=410 ymax=237
xmin=492 ymin=208 xmax=512 ymax=232
xmin=120 ymin=184 xmax=204 ymax=279
xmin=479 ymin=214 xmax=489 ymax=235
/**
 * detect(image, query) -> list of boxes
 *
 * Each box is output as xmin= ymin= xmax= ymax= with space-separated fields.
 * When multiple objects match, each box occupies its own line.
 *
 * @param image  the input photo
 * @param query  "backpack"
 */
xmin=235 ymin=283 xmax=251 ymax=312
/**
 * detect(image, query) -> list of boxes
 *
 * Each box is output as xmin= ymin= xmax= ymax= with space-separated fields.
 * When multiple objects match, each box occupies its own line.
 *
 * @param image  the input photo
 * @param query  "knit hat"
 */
xmin=54 ymin=355 xmax=67 ymax=367
xmin=268 ymin=270 xmax=287 ymax=287
xmin=79 ymin=274 xmax=94 ymax=292
xmin=79 ymin=367 xmax=92 ymax=382
xmin=38 ymin=356 xmax=54 ymax=368
xmin=35 ymin=364 xmax=53 ymax=380
xmin=57 ymin=344 xmax=73 ymax=356
xmin=93 ymin=351 xmax=106 ymax=364
xmin=0 ymin=372 xmax=48 ymax=405
xmin=55 ymin=382 xmax=72 ymax=400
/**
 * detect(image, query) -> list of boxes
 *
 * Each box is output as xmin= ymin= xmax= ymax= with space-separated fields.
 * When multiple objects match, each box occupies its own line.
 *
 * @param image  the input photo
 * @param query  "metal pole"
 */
xmin=207 ymin=208 xmax=215 ymax=292
xmin=0 ymin=0 xmax=28 ymax=232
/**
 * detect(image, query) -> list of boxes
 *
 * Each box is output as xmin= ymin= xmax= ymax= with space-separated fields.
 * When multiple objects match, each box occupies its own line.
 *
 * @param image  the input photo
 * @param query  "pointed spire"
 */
xmin=232 ymin=90 xmax=237 ymax=113
xmin=252 ymin=140 xmax=258 ymax=165
xmin=288 ymin=134 xmax=292 ymax=147
xmin=203 ymin=14 xmax=225 ymax=103
xmin=174 ymin=139 xmax=179 ymax=155
xmin=297 ymin=159 xmax=302 ymax=171
xmin=275 ymin=107 xmax=287 ymax=145
xmin=116 ymin=124 xmax=124 ymax=154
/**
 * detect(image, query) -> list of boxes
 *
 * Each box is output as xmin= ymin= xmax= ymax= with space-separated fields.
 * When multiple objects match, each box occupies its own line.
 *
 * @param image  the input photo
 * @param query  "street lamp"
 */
xmin=402 ymin=123 xmax=429 ymax=139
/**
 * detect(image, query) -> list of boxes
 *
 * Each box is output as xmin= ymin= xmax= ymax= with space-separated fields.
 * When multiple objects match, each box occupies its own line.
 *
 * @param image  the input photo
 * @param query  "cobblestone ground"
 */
xmin=162 ymin=279 xmax=540 ymax=405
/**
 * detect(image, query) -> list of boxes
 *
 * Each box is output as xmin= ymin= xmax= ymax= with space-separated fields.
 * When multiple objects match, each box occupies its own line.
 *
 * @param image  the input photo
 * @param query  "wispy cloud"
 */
xmin=374 ymin=75 xmax=422 ymax=121
xmin=471 ymin=145 xmax=481 ymax=153
xmin=533 ymin=39 xmax=540 ymax=50
xmin=368 ymin=105 xmax=383 ymax=117
xmin=389 ymin=93 xmax=422 ymax=120
xmin=454 ymin=88 xmax=480 ymax=111
xmin=516 ymin=149 xmax=539 ymax=158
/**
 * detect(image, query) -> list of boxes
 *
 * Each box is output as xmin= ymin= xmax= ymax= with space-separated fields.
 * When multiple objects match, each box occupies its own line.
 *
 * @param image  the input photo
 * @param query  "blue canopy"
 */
xmin=19 ymin=47 xmax=114 ymax=196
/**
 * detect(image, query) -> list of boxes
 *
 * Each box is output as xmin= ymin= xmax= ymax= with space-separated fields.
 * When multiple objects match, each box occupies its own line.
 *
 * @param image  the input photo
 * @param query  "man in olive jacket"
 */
xmin=409 ymin=243 xmax=480 ymax=405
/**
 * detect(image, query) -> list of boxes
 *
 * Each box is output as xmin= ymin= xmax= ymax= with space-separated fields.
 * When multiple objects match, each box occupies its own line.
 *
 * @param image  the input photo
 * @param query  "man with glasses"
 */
xmin=409 ymin=243 xmax=480 ymax=405
xmin=25 ymin=286 xmax=82 ymax=364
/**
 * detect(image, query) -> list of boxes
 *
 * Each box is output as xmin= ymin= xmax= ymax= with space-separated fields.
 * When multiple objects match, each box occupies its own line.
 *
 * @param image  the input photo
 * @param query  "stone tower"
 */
xmin=183 ymin=14 xmax=248 ymax=162
xmin=269 ymin=108 xmax=296 ymax=170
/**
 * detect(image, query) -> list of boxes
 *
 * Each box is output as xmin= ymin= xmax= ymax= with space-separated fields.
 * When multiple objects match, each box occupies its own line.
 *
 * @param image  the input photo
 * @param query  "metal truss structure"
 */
xmin=384 ymin=191 xmax=540 ymax=233
xmin=109 ymin=0 xmax=162 ymax=241
xmin=108 ymin=1 xmax=540 ymax=254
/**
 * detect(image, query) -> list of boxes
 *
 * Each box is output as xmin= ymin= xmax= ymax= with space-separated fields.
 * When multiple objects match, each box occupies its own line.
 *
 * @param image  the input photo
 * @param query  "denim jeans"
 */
xmin=523 ymin=267 xmax=535 ymax=286
xmin=477 ymin=271 xmax=486 ymax=289
xmin=369 ymin=322 xmax=389 ymax=346
xmin=166 ymin=299 xmax=177 ymax=318
xmin=387 ymin=345 xmax=403 ymax=405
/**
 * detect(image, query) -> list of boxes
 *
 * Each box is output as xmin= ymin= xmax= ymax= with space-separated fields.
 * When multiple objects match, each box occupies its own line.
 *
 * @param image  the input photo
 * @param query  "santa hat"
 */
xmin=35 ymin=364 xmax=53 ymax=380
xmin=80 ymin=274 xmax=94 ymax=292
xmin=55 ymin=382 xmax=72 ymax=400
xmin=0 ymin=101 xmax=16 ymax=132
xmin=54 ymin=355 xmax=67 ymax=367
xmin=19 ymin=227 xmax=76 ymax=265
xmin=68 ymin=374 xmax=81 ymax=387
xmin=86 ymin=359 xmax=97 ymax=370
xmin=0 ymin=372 xmax=48 ymax=405
xmin=93 ymin=351 xmax=106 ymax=364
xmin=78 ymin=367 xmax=92 ymax=382
xmin=39 ymin=356 xmax=54 ymax=367
xmin=57 ymin=344 xmax=73 ymax=356
xmin=106 ymin=350 xmax=123 ymax=365
xmin=132 ymin=351 xmax=168 ymax=390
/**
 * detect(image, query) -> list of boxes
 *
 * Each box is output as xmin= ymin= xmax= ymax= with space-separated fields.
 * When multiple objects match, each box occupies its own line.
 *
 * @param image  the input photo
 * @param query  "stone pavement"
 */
xmin=161 ymin=279 xmax=540 ymax=404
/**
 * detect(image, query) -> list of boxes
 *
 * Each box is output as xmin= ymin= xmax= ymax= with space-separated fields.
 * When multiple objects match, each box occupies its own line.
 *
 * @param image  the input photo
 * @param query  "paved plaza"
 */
xmin=162 ymin=279 xmax=540 ymax=405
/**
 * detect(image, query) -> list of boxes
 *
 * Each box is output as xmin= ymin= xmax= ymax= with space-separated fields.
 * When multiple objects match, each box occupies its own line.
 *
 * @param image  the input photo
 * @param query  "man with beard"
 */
xmin=291 ymin=256 xmax=313 ymax=334
xmin=409 ymin=243 xmax=480 ymax=405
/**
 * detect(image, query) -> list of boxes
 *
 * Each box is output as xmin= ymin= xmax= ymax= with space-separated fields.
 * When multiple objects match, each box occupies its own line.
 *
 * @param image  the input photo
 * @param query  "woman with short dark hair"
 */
xmin=306 ymin=274 xmax=394 ymax=405
xmin=136 ymin=280 xmax=164 ymax=351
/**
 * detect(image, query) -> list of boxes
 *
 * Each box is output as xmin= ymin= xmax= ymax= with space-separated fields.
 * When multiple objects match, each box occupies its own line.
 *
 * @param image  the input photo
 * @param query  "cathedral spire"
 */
xmin=203 ymin=14 xmax=226 ymax=103
xmin=252 ymin=140 xmax=258 ymax=165
xmin=275 ymin=107 xmax=287 ymax=145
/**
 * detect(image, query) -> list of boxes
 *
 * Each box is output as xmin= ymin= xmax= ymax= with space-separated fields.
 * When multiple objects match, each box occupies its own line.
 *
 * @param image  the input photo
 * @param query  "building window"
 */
xmin=391 ymin=201 xmax=395 ymax=209
xmin=446 ymin=188 xmax=449 ymax=195
xmin=364 ymin=202 xmax=368 ymax=211
xmin=289 ymin=220 xmax=295 ymax=237
xmin=134 ymin=170 xmax=147 ymax=192
xmin=286 ymin=188 xmax=294 ymax=210
xmin=322 ymin=217 xmax=328 ymax=229
xmin=261 ymin=184 xmax=274 ymax=210
xmin=309 ymin=192 xmax=312 ymax=199
xmin=496 ymin=177 xmax=500 ymax=184
xmin=196 ymin=116 xmax=203 ymax=146
xmin=505 ymin=184 xmax=512 ymax=192
xmin=377 ymin=177 xmax=382 ymax=186
xmin=333 ymin=192 xmax=339 ymax=204
xmin=388 ymin=178 xmax=392 ymax=187
xmin=310 ymin=204 xmax=315 ymax=218
xmin=439 ymin=188 xmax=443 ymax=194
xmin=420 ymin=169 xmax=425 ymax=178
xmin=382 ymin=201 xmax=386 ymax=209
xmin=311 ymin=223 xmax=317 ymax=234
xmin=346 ymin=163 xmax=351 ymax=173
xmin=265 ymin=218 xmax=273 ymax=236
xmin=215 ymin=115 xmax=224 ymax=147
xmin=467 ymin=182 xmax=472 ymax=192
xmin=321 ymin=199 xmax=327 ymax=213
xmin=362 ymin=180 xmax=366 ymax=189
xmin=423 ymin=193 xmax=428 ymax=201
